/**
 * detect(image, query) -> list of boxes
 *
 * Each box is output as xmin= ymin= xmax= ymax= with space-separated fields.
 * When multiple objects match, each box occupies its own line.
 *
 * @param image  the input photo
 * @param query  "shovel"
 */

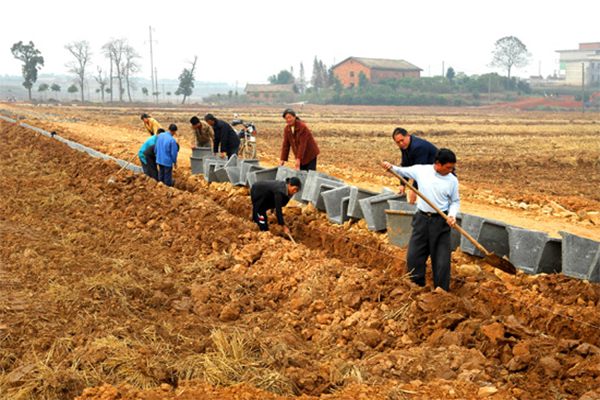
xmin=386 ymin=167 xmax=517 ymax=275
xmin=108 ymin=153 xmax=138 ymax=183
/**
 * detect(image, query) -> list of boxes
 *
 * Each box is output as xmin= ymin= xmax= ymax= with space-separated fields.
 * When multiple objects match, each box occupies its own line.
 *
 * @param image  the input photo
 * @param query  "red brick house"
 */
xmin=244 ymin=84 xmax=296 ymax=101
xmin=332 ymin=57 xmax=422 ymax=87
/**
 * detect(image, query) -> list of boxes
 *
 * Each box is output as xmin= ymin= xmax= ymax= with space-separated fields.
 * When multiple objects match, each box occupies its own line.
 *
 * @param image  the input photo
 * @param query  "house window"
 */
xmin=350 ymin=71 xmax=355 ymax=77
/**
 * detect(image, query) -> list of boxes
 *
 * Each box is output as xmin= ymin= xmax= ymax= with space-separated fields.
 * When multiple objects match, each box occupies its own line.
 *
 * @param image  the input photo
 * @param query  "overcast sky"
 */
xmin=2 ymin=0 xmax=598 ymax=87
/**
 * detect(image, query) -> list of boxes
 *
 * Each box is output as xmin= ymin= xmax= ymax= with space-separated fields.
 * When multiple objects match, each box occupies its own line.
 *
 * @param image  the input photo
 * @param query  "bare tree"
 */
xmin=94 ymin=66 xmax=108 ymax=103
xmin=491 ymin=36 xmax=531 ymax=84
xmin=102 ymin=38 xmax=127 ymax=102
xmin=176 ymin=56 xmax=198 ymax=105
xmin=65 ymin=40 xmax=92 ymax=102
xmin=122 ymin=44 xmax=141 ymax=102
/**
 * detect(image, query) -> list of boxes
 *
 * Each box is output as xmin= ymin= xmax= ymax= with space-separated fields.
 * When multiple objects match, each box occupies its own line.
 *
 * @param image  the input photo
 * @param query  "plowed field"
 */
xmin=1 ymin=103 xmax=599 ymax=400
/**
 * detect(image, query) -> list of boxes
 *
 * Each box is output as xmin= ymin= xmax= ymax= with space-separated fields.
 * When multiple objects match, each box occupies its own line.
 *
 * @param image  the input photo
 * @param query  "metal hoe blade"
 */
xmin=484 ymin=253 xmax=517 ymax=275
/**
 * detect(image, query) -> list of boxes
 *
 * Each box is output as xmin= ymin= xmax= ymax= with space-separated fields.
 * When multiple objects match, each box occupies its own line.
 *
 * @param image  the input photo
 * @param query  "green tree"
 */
xmin=177 ymin=56 xmax=197 ymax=104
xmin=38 ymin=83 xmax=49 ymax=99
xmin=268 ymin=70 xmax=294 ymax=84
xmin=491 ymin=36 xmax=531 ymax=86
xmin=446 ymin=67 xmax=456 ymax=82
xmin=50 ymin=83 xmax=61 ymax=99
xmin=142 ymin=87 xmax=149 ymax=98
xmin=11 ymin=41 xmax=44 ymax=101
xmin=67 ymin=84 xmax=79 ymax=99
xmin=65 ymin=40 xmax=91 ymax=102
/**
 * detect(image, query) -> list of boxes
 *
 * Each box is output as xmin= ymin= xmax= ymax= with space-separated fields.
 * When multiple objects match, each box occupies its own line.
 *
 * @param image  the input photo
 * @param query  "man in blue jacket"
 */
xmin=155 ymin=124 xmax=179 ymax=187
xmin=392 ymin=127 xmax=439 ymax=203
xmin=204 ymin=113 xmax=240 ymax=158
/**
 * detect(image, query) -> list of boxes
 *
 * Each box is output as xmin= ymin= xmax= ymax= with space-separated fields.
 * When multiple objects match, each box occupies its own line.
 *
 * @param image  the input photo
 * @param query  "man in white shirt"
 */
xmin=382 ymin=148 xmax=459 ymax=291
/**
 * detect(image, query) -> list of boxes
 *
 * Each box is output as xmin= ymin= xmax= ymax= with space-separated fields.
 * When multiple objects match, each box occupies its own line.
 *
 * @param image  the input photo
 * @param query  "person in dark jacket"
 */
xmin=204 ymin=113 xmax=240 ymax=158
xmin=142 ymin=128 xmax=165 ymax=180
xmin=392 ymin=127 xmax=439 ymax=203
xmin=280 ymin=108 xmax=320 ymax=171
xmin=250 ymin=177 xmax=302 ymax=235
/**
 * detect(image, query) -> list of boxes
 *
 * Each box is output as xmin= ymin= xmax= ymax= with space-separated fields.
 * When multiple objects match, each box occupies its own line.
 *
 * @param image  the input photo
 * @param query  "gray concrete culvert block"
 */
xmin=247 ymin=167 xmax=278 ymax=187
xmin=224 ymin=154 xmax=239 ymax=168
xmin=359 ymin=192 xmax=406 ymax=231
xmin=322 ymin=186 xmax=352 ymax=223
xmin=214 ymin=166 xmax=231 ymax=183
xmin=190 ymin=157 xmax=203 ymax=175
xmin=507 ymin=226 xmax=550 ymax=275
xmin=559 ymin=231 xmax=600 ymax=283
xmin=192 ymin=147 xmax=213 ymax=159
xmin=313 ymin=180 xmax=347 ymax=210
xmin=240 ymin=162 xmax=261 ymax=186
xmin=476 ymin=219 xmax=510 ymax=259
xmin=204 ymin=160 xmax=227 ymax=182
xmin=276 ymin=167 xmax=308 ymax=203
xmin=226 ymin=167 xmax=244 ymax=186
xmin=459 ymin=214 xmax=486 ymax=256
xmin=301 ymin=170 xmax=344 ymax=203
xmin=347 ymin=187 xmax=379 ymax=220
xmin=386 ymin=209 xmax=416 ymax=248
xmin=538 ymin=237 xmax=562 ymax=275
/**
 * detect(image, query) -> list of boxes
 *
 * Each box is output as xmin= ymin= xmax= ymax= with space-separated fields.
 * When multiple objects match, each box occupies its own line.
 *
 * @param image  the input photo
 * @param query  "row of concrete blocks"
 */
xmin=2 ymin=117 xmax=144 ymax=174
xmin=385 ymin=201 xmax=599 ymax=283
xmin=189 ymin=151 xmax=600 ymax=284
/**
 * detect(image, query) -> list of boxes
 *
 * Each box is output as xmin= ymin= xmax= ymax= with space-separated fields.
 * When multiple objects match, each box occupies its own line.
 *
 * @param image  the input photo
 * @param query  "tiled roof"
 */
xmin=334 ymin=57 xmax=422 ymax=71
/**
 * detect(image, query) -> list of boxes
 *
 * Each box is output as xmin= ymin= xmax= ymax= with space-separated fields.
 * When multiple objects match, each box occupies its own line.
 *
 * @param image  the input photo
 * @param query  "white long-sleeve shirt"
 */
xmin=391 ymin=164 xmax=460 ymax=217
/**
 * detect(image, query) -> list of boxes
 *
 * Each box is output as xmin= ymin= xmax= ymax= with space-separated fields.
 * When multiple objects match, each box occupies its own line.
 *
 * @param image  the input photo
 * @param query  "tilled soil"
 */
xmin=1 ymin=108 xmax=599 ymax=400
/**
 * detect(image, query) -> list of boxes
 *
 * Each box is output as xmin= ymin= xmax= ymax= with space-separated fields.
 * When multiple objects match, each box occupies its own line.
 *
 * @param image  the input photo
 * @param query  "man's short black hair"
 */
xmin=204 ymin=113 xmax=216 ymax=122
xmin=435 ymin=148 xmax=456 ymax=165
xmin=392 ymin=127 xmax=408 ymax=138
xmin=168 ymin=124 xmax=178 ymax=132
xmin=286 ymin=176 xmax=302 ymax=189
xmin=157 ymin=128 xmax=165 ymax=134
xmin=141 ymin=113 xmax=150 ymax=120
xmin=190 ymin=116 xmax=200 ymax=125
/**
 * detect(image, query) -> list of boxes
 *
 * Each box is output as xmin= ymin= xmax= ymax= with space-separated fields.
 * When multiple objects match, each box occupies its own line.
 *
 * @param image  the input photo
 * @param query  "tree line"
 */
xmin=10 ymin=40 xmax=197 ymax=104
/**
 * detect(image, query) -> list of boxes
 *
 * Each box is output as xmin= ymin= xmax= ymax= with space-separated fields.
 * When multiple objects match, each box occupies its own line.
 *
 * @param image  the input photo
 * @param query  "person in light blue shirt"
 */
xmin=139 ymin=128 xmax=162 ymax=179
xmin=382 ymin=148 xmax=460 ymax=291
xmin=155 ymin=124 xmax=179 ymax=187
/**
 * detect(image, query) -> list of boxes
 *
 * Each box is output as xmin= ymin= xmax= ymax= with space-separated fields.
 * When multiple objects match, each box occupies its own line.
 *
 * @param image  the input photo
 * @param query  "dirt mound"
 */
xmin=1 ymin=120 xmax=599 ymax=399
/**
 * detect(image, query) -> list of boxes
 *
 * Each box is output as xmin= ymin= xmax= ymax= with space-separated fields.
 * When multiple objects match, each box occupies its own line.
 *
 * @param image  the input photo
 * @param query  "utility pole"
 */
xmin=581 ymin=63 xmax=585 ymax=114
xmin=155 ymin=68 xmax=159 ymax=103
xmin=149 ymin=26 xmax=155 ymax=103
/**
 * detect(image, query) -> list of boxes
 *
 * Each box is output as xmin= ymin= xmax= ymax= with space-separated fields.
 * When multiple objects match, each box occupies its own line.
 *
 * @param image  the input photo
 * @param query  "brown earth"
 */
xmin=1 ymin=103 xmax=599 ymax=400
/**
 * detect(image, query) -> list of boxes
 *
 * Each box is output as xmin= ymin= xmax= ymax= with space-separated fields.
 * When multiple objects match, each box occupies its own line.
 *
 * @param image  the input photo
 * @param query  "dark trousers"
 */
xmin=146 ymin=158 xmax=159 ymax=181
xmin=250 ymin=187 xmax=269 ymax=231
xmin=227 ymin=145 xmax=240 ymax=158
xmin=158 ymin=164 xmax=173 ymax=187
xmin=300 ymin=157 xmax=317 ymax=171
xmin=406 ymin=211 xmax=452 ymax=291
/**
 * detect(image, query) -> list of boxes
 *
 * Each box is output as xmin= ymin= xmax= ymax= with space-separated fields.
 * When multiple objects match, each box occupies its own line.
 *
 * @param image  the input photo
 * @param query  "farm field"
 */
xmin=1 ymin=103 xmax=599 ymax=400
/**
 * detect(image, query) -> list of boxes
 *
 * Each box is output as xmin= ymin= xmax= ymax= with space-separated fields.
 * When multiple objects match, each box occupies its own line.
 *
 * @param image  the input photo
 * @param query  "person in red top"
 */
xmin=279 ymin=108 xmax=320 ymax=171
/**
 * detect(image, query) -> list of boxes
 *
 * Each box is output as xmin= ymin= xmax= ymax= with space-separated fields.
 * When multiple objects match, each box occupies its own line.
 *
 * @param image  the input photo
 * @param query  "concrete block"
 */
xmin=240 ymin=161 xmax=261 ymax=186
xmin=459 ymin=214 xmax=486 ymax=256
xmin=538 ymin=237 xmax=562 ymax=274
xmin=204 ymin=160 xmax=227 ymax=182
xmin=386 ymin=209 xmax=416 ymax=248
xmin=192 ymin=147 xmax=213 ymax=159
xmin=224 ymin=154 xmax=239 ymax=168
xmin=559 ymin=231 xmax=600 ymax=283
xmin=476 ymin=219 xmax=510 ymax=259
xmin=347 ymin=187 xmax=379 ymax=219
xmin=247 ymin=167 xmax=278 ymax=187
xmin=276 ymin=167 xmax=309 ymax=203
xmin=322 ymin=186 xmax=352 ymax=224
xmin=301 ymin=170 xmax=343 ymax=203
xmin=214 ymin=166 xmax=230 ymax=183
xmin=226 ymin=167 xmax=243 ymax=186
xmin=507 ymin=226 xmax=550 ymax=275
xmin=359 ymin=193 xmax=405 ymax=231
xmin=190 ymin=156 xmax=203 ymax=175
xmin=313 ymin=180 xmax=347 ymax=210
